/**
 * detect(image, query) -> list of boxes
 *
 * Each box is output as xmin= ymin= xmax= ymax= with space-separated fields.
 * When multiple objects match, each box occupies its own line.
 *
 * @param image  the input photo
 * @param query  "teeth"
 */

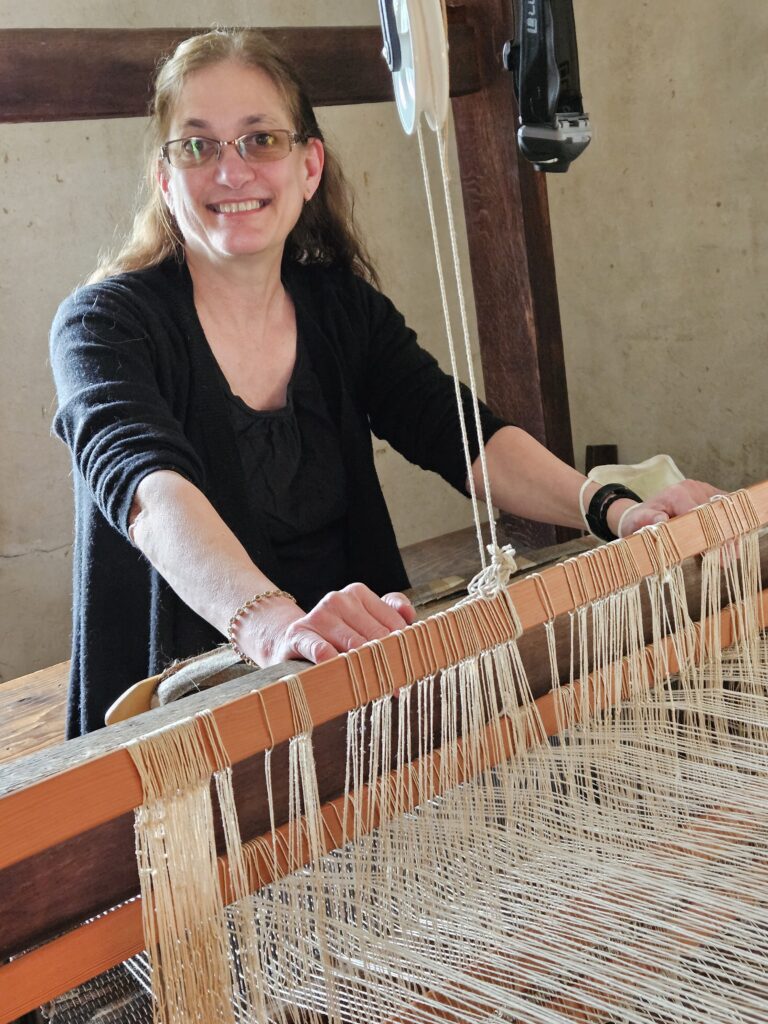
xmin=214 ymin=199 xmax=266 ymax=213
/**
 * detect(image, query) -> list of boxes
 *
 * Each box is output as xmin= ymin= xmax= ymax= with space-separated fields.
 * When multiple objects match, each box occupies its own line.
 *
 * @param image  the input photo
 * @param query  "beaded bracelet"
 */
xmin=227 ymin=589 xmax=297 ymax=667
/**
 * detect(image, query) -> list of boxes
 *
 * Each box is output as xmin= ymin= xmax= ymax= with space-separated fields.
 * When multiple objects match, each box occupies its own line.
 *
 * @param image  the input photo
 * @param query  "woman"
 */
xmin=51 ymin=29 xmax=716 ymax=737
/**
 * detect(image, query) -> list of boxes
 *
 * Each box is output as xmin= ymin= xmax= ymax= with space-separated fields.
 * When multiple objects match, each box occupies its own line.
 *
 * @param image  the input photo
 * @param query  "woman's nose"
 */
xmin=214 ymin=144 xmax=256 ymax=187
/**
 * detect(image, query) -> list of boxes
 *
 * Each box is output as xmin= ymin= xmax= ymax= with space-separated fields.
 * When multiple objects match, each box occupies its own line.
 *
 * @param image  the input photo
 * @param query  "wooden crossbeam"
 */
xmin=0 ymin=23 xmax=482 ymax=124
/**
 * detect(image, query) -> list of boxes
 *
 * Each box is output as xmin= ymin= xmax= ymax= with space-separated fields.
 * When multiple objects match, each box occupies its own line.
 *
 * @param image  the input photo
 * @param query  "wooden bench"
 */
xmin=0 ymin=661 xmax=68 ymax=766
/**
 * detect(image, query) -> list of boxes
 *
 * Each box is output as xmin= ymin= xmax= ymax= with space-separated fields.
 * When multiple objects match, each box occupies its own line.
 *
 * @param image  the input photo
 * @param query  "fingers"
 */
xmin=694 ymin=480 xmax=726 ymax=501
xmin=655 ymin=484 xmax=704 ymax=517
xmin=284 ymin=584 xmax=416 ymax=663
xmin=282 ymin=625 xmax=338 ymax=665
xmin=382 ymin=592 xmax=418 ymax=625
xmin=322 ymin=584 xmax=411 ymax=637
xmin=644 ymin=480 xmax=726 ymax=519
xmin=239 ymin=582 xmax=417 ymax=668
xmin=620 ymin=504 xmax=668 ymax=536
xmin=620 ymin=479 xmax=728 ymax=538
xmin=235 ymin=583 xmax=416 ymax=668
xmin=315 ymin=589 xmax=388 ymax=644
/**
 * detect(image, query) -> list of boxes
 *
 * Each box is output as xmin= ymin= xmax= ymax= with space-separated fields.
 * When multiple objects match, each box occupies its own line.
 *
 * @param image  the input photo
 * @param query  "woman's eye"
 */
xmin=181 ymin=138 xmax=213 ymax=160
xmin=248 ymin=132 xmax=277 ymax=148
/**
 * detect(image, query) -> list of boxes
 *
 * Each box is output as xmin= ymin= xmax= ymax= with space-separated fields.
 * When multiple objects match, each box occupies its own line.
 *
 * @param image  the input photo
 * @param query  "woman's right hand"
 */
xmin=237 ymin=583 xmax=417 ymax=667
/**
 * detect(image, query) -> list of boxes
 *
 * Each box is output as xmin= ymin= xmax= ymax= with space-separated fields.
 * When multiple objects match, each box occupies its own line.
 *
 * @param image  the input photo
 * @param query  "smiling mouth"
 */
xmin=209 ymin=199 xmax=270 ymax=214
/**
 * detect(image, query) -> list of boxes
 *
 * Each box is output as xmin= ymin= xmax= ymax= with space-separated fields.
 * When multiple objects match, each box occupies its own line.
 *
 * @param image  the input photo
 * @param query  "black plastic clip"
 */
xmin=503 ymin=0 xmax=592 ymax=173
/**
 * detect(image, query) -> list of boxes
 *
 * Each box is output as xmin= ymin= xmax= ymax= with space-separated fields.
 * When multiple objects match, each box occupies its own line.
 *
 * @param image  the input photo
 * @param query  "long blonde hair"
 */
xmin=91 ymin=28 xmax=378 ymax=285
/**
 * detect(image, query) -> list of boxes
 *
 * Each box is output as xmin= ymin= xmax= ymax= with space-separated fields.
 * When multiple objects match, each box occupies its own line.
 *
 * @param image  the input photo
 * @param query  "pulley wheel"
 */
xmin=390 ymin=0 xmax=449 ymax=135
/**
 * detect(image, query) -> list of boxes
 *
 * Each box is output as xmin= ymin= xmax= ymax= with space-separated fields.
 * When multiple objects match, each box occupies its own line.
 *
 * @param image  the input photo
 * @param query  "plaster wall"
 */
xmin=0 ymin=1 xmax=482 ymax=681
xmin=548 ymin=0 xmax=768 ymax=488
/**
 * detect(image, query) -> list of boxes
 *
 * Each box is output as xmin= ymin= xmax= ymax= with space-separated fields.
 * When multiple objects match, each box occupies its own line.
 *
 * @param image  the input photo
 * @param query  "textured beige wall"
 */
xmin=0 ymin=1 xmax=481 ymax=681
xmin=548 ymin=0 xmax=768 ymax=487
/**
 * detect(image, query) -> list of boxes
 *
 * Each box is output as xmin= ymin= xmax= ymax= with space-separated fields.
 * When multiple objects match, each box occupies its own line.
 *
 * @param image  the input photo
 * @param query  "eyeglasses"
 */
xmin=161 ymin=129 xmax=306 ymax=169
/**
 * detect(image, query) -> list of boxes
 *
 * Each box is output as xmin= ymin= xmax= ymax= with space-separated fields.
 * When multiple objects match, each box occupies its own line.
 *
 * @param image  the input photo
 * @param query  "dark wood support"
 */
xmin=448 ymin=0 xmax=575 ymax=548
xmin=0 ymin=24 xmax=480 ymax=123
xmin=585 ymin=444 xmax=619 ymax=473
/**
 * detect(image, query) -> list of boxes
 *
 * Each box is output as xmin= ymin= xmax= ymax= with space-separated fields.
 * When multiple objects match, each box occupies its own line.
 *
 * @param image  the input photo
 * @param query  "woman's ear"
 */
xmin=157 ymin=160 xmax=173 ymax=208
xmin=303 ymin=139 xmax=325 ymax=202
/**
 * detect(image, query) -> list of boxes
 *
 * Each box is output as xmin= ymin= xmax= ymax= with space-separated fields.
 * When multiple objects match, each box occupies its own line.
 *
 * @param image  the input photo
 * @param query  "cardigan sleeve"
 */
xmin=351 ymin=274 xmax=510 ymax=494
xmin=50 ymin=279 xmax=206 ymax=539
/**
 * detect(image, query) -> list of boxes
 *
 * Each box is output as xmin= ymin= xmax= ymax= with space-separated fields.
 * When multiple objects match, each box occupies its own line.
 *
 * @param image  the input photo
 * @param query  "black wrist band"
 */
xmin=585 ymin=483 xmax=642 ymax=542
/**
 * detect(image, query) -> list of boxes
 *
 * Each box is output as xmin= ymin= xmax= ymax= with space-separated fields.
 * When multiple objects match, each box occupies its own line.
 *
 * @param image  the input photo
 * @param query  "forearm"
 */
xmin=128 ymin=470 xmax=416 ymax=668
xmin=128 ymin=470 xmax=282 ymax=634
xmin=471 ymin=426 xmax=634 ymax=535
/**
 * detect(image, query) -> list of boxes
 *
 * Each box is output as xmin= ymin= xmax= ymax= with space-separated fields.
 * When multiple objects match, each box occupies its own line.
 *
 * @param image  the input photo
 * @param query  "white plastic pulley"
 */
xmin=390 ymin=0 xmax=449 ymax=135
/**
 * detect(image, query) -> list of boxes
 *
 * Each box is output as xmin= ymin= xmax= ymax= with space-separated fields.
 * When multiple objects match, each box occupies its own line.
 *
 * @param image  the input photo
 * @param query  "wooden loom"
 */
xmin=1 ymin=482 xmax=767 ymax=1021
xmin=2 ymin=9 xmax=767 ymax=1021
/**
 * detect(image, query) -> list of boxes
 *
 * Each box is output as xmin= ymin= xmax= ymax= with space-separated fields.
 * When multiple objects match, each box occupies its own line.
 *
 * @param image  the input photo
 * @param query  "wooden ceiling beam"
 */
xmin=0 ymin=23 xmax=482 ymax=124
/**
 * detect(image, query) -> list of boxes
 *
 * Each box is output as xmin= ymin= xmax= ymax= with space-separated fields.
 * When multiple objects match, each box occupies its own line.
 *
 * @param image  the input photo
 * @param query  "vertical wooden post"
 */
xmin=585 ymin=444 xmax=619 ymax=473
xmin=448 ymin=0 xmax=575 ymax=547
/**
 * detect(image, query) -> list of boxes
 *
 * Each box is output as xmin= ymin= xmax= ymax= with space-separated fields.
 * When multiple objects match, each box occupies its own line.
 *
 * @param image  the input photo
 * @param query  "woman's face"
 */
xmin=158 ymin=60 xmax=324 ymax=269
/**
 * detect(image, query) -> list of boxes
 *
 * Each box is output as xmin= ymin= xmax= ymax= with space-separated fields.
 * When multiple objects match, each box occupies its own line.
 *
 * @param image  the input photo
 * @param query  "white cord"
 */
xmin=404 ymin=0 xmax=508 ymax=577
xmin=416 ymin=124 xmax=489 ymax=568
xmin=617 ymin=503 xmax=638 ymax=539
xmin=578 ymin=478 xmax=593 ymax=533
xmin=435 ymin=126 xmax=499 ymax=557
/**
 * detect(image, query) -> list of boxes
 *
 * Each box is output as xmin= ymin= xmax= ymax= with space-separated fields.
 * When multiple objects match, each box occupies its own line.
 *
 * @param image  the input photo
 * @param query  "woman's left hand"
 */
xmin=617 ymin=479 xmax=725 ymax=537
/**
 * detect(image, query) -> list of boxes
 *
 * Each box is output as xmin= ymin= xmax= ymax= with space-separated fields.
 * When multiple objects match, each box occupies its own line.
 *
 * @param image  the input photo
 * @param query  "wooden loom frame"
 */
xmin=1 ymin=480 xmax=767 ymax=1021
xmin=1 ymin=9 xmax=766 ymax=1020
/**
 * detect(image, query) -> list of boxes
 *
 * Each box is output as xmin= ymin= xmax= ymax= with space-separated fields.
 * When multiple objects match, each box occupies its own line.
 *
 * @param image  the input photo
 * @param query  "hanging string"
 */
xmin=416 ymin=121 xmax=488 ymax=567
xmin=414 ymin=81 xmax=521 ymax=593
xmin=435 ymin=124 xmax=499 ymax=556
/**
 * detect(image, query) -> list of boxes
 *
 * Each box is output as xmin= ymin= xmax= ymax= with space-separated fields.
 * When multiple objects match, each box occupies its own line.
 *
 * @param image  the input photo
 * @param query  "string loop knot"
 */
xmin=466 ymin=544 xmax=519 ymax=600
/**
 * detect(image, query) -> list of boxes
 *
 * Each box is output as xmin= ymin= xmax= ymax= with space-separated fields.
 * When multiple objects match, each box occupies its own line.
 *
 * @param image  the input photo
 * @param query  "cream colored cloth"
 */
xmin=587 ymin=453 xmax=684 ymax=500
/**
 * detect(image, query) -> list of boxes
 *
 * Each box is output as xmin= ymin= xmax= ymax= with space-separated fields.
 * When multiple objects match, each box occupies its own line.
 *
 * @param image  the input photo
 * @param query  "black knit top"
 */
xmin=50 ymin=258 xmax=507 ymax=736
xmin=220 ymin=337 xmax=350 ymax=609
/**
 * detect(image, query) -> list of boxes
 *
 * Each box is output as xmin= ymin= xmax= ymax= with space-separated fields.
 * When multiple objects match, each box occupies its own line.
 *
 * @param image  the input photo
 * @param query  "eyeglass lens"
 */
xmin=164 ymin=130 xmax=295 ymax=168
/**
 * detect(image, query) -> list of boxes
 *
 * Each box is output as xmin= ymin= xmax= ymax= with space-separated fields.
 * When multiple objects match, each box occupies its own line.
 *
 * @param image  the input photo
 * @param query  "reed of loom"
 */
xmin=1 ymin=483 xmax=767 ymax=1022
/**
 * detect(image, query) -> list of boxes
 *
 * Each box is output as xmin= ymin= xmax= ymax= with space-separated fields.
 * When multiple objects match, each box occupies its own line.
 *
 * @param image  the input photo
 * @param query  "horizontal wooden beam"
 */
xmin=0 ymin=484 xmax=765 ymax=964
xmin=0 ymin=23 xmax=482 ymax=124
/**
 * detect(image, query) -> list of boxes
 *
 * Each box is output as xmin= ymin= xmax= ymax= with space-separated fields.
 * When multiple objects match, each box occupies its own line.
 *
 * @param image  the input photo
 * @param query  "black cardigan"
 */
xmin=51 ymin=258 xmax=507 ymax=736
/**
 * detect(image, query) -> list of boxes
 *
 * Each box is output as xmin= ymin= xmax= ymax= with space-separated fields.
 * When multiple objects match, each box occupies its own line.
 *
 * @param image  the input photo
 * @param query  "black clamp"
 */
xmin=503 ymin=0 xmax=592 ymax=173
